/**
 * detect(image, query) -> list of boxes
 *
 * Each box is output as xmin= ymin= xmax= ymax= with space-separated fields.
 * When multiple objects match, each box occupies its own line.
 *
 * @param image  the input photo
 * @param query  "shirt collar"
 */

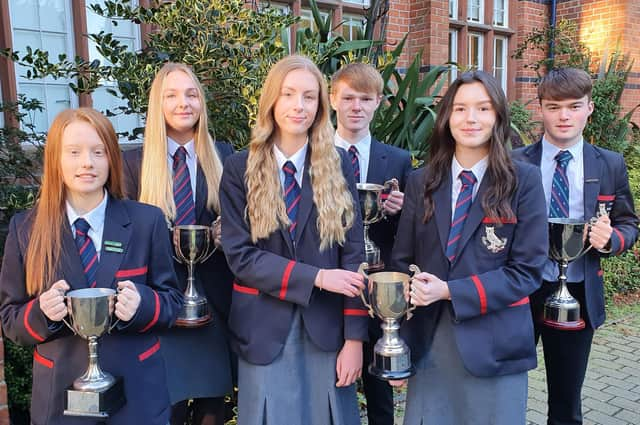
xmin=542 ymin=136 xmax=583 ymax=163
xmin=168 ymin=137 xmax=196 ymax=159
xmin=451 ymin=155 xmax=489 ymax=184
xmin=66 ymin=189 xmax=108 ymax=231
xmin=334 ymin=131 xmax=372 ymax=153
xmin=273 ymin=142 xmax=308 ymax=173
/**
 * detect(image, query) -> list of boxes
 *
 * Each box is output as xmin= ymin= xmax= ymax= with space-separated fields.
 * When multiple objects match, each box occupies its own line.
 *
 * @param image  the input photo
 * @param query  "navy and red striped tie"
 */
xmin=446 ymin=170 xmax=477 ymax=262
xmin=348 ymin=145 xmax=360 ymax=183
xmin=549 ymin=150 xmax=572 ymax=218
xmin=283 ymin=161 xmax=301 ymax=240
xmin=74 ymin=218 xmax=98 ymax=288
xmin=173 ymin=146 xmax=196 ymax=225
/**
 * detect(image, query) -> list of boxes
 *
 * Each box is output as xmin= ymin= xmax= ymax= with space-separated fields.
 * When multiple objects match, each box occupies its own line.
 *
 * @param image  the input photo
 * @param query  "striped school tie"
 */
xmin=283 ymin=161 xmax=301 ymax=240
xmin=74 ymin=218 xmax=99 ymax=288
xmin=446 ymin=170 xmax=477 ymax=262
xmin=549 ymin=150 xmax=572 ymax=218
xmin=173 ymin=146 xmax=196 ymax=225
xmin=348 ymin=145 xmax=360 ymax=183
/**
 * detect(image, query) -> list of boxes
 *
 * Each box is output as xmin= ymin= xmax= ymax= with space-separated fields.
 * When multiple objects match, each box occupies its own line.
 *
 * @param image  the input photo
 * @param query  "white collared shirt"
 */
xmin=450 ymin=155 xmax=489 ymax=220
xmin=66 ymin=190 xmax=108 ymax=258
xmin=167 ymin=138 xmax=197 ymax=200
xmin=273 ymin=142 xmax=308 ymax=189
xmin=334 ymin=132 xmax=372 ymax=184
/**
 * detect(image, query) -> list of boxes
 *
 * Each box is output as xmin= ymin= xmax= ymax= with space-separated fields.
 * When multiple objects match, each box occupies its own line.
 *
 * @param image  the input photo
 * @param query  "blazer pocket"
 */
xmin=116 ymin=266 xmax=148 ymax=280
xmin=138 ymin=338 xmax=161 ymax=362
xmin=233 ymin=281 xmax=259 ymax=296
xmin=34 ymin=348 xmax=54 ymax=369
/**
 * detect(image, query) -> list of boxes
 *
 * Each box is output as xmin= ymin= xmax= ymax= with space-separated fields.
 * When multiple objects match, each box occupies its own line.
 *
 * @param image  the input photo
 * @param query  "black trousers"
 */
xmin=362 ymin=319 xmax=394 ymax=425
xmin=531 ymin=281 xmax=595 ymax=425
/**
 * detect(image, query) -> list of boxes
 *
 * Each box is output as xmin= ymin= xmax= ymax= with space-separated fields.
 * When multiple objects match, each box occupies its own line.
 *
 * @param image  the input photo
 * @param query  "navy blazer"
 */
xmin=0 ymin=197 xmax=182 ymax=425
xmin=512 ymin=141 xmax=639 ymax=328
xmin=220 ymin=148 xmax=368 ymax=365
xmin=392 ymin=161 xmax=548 ymax=377
xmin=366 ymin=138 xmax=413 ymax=267
xmin=121 ymin=142 xmax=235 ymax=322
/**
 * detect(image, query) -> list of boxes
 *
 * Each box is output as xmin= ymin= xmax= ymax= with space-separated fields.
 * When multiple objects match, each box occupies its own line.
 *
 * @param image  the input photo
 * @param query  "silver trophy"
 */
xmin=358 ymin=262 xmax=420 ymax=380
xmin=357 ymin=179 xmax=399 ymax=272
xmin=62 ymin=288 xmax=125 ymax=418
xmin=172 ymin=224 xmax=216 ymax=327
xmin=544 ymin=219 xmax=593 ymax=330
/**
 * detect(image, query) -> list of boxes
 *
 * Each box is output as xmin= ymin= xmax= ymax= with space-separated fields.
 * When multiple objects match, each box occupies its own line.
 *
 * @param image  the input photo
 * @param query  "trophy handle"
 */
xmin=380 ymin=178 xmax=400 ymax=218
xmin=357 ymin=263 xmax=375 ymax=318
xmin=406 ymin=264 xmax=422 ymax=320
xmin=108 ymin=291 xmax=121 ymax=333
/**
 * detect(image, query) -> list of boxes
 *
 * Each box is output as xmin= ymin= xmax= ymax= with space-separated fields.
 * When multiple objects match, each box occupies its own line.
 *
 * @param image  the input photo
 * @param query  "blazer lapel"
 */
xmin=583 ymin=143 xmax=602 ymax=218
xmin=95 ymin=197 xmax=132 ymax=289
xmin=194 ymin=164 xmax=210 ymax=224
xmin=294 ymin=160 xmax=314 ymax=249
xmin=453 ymin=176 xmax=490 ymax=267
xmin=433 ymin=173 xmax=453 ymax=256
xmin=367 ymin=139 xmax=386 ymax=184
xmin=61 ymin=224 xmax=89 ymax=289
xmin=526 ymin=141 xmax=543 ymax=166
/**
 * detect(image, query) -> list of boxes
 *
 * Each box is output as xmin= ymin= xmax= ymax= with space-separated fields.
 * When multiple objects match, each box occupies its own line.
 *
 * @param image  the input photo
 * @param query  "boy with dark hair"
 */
xmin=331 ymin=63 xmax=412 ymax=425
xmin=513 ymin=67 xmax=638 ymax=425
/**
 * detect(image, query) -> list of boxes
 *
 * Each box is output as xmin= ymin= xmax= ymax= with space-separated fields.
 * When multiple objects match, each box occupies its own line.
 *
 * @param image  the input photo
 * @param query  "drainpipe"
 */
xmin=549 ymin=0 xmax=558 ymax=65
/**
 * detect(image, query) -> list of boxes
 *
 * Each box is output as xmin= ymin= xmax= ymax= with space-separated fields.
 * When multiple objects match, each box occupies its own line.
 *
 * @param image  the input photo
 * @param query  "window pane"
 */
xmin=493 ymin=0 xmax=506 ymax=26
xmin=467 ymin=0 xmax=481 ymax=22
xmin=448 ymin=30 xmax=458 ymax=81
xmin=9 ymin=0 xmax=39 ymax=29
xmin=468 ymin=33 xmax=483 ymax=70
xmin=493 ymin=37 xmax=507 ymax=92
xmin=449 ymin=0 xmax=457 ymax=19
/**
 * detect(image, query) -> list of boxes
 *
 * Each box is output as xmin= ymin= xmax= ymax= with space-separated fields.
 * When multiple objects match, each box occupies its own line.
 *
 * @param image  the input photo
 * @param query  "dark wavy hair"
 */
xmin=422 ymin=70 xmax=516 ymax=223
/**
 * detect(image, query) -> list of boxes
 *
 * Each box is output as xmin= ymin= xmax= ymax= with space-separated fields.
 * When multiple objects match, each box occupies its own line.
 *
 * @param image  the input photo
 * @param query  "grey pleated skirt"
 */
xmin=237 ymin=309 xmax=361 ymax=425
xmin=403 ymin=306 xmax=528 ymax=425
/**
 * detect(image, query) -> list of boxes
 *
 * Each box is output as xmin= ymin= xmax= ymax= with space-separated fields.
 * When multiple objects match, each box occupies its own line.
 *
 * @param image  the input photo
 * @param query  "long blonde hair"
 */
xmin=25 ymin=108 xmax=124 ymax=295
xmin=246 ymin=55 xmax=355 ymax=250
xmin=139 ymin=63 xmax=223 ymax=218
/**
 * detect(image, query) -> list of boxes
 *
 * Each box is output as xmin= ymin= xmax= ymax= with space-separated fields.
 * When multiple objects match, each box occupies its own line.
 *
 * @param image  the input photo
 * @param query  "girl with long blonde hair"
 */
xmin=122 ymin=63 xmax=234 ymax=425
xmin=220 ymin=55 xmax=367 ymax=425
xmin=0 ymin=108 xmax=182 ymax=424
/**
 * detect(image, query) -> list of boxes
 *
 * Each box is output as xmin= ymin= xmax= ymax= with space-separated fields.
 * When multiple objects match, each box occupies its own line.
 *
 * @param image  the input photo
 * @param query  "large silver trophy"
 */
xmin=63 ymin=288 xmax=125 ymax=418
xmin=544 ymin=219 xmax=593 ymax=330
xmin=172 ymin=224 xmax=217 ymax=327
xmin=358 ymin=262 xmax=420 ymax=380
xmin=356 ymin=179 xmax=399 ymax=272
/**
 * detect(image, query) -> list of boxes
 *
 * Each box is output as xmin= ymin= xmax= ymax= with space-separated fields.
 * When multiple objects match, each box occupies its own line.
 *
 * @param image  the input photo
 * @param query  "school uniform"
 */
xmin=219 ymin=146 xmax=367 ymax=425
xmin=121 ymin=140 xmax=235 ymax=404
xmin=513 ymin=140 xmax=638 ymax=425
xmin=392 ymin=159 xmax=548 ymax=424
xmin=0 ymin=195 xmax=183 ymax=425
xmin=335 ymin=134 xmax=412 ymax=425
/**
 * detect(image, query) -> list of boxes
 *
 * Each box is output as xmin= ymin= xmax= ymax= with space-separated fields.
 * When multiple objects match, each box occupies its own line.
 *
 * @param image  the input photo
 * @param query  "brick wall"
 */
xmin=0 ymin=328 xmax=9 ymax=424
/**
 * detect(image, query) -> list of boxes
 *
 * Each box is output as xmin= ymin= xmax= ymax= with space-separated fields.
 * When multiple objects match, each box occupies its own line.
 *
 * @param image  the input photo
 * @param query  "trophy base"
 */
xmin=542 ymin=318 xmax=586 ymax=331
xmin=64 ymin=376 xmax=125 ymax=418
xmin=369 ymin=352 xmax=415 ymax=381
xmin=175 ymin=299 xmax=211 ymax=328
xmin=542 ymin=305 xmax=585 ymax=330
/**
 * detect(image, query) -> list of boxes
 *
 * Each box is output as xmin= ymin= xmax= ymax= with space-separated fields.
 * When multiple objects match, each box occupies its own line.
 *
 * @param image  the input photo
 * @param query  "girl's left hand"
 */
xmin=115 ymin=280 xmax=141 ymax=321
xmin=336 ymin=339 xmax=362 ymax=387
xmin=410 ymin=272 xmax=450 ymax=307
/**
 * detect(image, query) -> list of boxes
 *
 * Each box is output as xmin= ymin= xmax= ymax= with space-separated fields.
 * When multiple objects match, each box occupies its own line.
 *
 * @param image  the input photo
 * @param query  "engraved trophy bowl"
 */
xmin=358 ymin=262 xmax=420 ymax=380
xmin=173 ymin=224 xmax=216 ymax=327
xmin=544 ymin=219 xmax=593 ymax=330
xmin=356 ymin=179 xmax=399 ymax=272
xmin=63 ymin=287 xmax=125 ymax=417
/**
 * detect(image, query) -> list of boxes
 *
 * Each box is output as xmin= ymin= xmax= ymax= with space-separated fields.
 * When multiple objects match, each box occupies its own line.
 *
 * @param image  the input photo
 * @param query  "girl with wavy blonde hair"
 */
xmin=220 ymin=55 xmax=368 ymax=425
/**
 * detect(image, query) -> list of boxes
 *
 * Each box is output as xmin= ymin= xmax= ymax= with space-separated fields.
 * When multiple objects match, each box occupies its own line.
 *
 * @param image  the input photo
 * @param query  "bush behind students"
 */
xmin=0 ymin=108 xmax=182 ymax=424
xmin=513 ymin=67 xmax=639 ymax=425
xmin=220 ymin=55 xmax=368 ymax=425
xmin=121 ymin=62 xmax=235 ymax=425
xmin=392 ymin=71 xmax=548 ymax=424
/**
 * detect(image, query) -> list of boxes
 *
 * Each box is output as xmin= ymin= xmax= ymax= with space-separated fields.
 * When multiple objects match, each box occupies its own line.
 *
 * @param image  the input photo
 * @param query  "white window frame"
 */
xmin=9 ymin=0 xmax=78 ymax=133
xmin=343 ymin=0 xmax=371 ymax=6
xmin=467 ymin=32 xmax=484 ymax=71
xmin=341 ymin=13 xmax=365 ymax=41
xmin=492 ymin=0 xmax=508 ymax=27
xmin=261 ymin=2 xmax=293 ymax=53
xmin=299 ymin=8 xmax=329 ymax=33
xmin=448 ymin=29 xmax=458 ymax=81
xmin=493 ymin=36 xmax=508 ymax=93
xmin=449 ymin=0 xmax=458 ymax=20
xmin=467 ymin=0 xmax=484 ymax=24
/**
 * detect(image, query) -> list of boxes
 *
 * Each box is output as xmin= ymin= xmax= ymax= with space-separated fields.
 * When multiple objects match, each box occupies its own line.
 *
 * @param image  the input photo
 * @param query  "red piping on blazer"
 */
xmin=115 ymin=266 xmax=148 ymax=279
xmin=24 ymin=299 xmax=45 ymax=342
xmin=140 ymin=291 xmax=160 ymax=332
xmin=612 ymin=228 xmax=625 ymax=255
xmin=138 ymin=339 xmax=161 ymax=361
xmin=34 ymin=349 xmax=53 ymax=368
xmin=233 ymin=282 xmax=259 ymax=295
xmin=279 ymin=261 xmax=295 ymax=300
xmin=470 ymin=275 xmax=488 ymax=315
xmin=344 ymin=309 xmax=369 ymax=316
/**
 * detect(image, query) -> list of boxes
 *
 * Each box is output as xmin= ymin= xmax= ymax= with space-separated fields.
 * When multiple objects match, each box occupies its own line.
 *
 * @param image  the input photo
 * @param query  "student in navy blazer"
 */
xmin=512 ymin=68 xmax=639 ymax=425
xmin=331 ymin=63 xmax=413 ymax=425
xmin=220 ymin=55 xmax=367 ymax=425
xmin=0 ymin=108 xmax=182 ymax=425
xmin=121 ymin=63 xmax=234 ymax=425
xmin=391 ymin=72 xmax=548 ymax=425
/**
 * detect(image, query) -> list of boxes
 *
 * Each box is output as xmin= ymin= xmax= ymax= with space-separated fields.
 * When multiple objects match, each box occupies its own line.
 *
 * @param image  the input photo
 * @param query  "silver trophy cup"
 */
xmin=173 ymin=224 xmax=216 ymax=327
xmin=62 ymin=287 xmax=125 ymax=417
xmin=544 ymin=219 xmax=593 ymax=330
xmin=357 ymin=179 xmax=399 ymax=272
xmin=358 ymin=262 xmax=420 ymax=380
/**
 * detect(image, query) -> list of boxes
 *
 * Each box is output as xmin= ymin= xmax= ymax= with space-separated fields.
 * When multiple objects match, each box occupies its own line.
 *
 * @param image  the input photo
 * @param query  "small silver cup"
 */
xmin=63 ymin=287 xmax=125 ymax=417
xmin=358 ymin=262 xmax=420 ymax=380
xmin=172 ymin=224 xmax=216 ymax=327
xmin=357 ymin=179 xmax=399 ymax=272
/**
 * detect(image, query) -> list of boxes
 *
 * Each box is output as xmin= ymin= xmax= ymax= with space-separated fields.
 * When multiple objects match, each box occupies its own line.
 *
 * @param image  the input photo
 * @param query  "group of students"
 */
xmin=0 ymin=54 xmax=637 ymax=425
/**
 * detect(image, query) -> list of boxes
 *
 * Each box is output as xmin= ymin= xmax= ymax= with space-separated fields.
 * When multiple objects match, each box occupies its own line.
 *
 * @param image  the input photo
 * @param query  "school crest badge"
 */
xmin=482 ymin=225 xmax=507 ymax=253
